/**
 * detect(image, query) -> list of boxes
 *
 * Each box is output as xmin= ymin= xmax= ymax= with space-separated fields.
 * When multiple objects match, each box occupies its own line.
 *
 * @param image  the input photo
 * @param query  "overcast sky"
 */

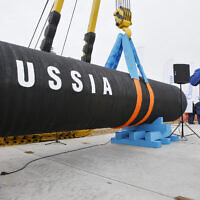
xmin=0 ymin=0 xmax=200 ymax=82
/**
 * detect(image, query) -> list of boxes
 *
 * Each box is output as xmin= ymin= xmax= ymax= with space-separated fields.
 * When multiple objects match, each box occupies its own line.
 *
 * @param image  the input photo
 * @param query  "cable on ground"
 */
xmin=0 ymin=140 xmax=110 ymax=176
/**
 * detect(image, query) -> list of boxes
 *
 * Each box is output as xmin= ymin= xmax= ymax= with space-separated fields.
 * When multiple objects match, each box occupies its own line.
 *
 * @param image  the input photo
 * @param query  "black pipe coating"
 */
xmin=0 ymin=41 xmax=187 ymax=137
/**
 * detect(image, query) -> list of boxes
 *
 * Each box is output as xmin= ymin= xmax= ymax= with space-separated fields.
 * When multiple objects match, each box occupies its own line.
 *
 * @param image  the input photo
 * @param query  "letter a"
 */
xmin=103 ymin=77 xmax=112 ymax=95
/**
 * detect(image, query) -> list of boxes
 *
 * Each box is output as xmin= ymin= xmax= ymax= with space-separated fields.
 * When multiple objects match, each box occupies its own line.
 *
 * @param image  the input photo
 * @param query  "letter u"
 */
xmin=16 ymin=60 xmax=35 ymax=88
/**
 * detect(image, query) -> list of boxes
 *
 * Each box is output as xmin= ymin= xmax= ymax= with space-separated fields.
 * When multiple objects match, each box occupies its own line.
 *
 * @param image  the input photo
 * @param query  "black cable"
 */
xmin=0 ymin=140 xmax=110 ymax=176
xmin=61 ymin=0 xmax=78 ymax=56
xmin=28 ymin=0 xmax=50 ymax=48
xmin=34 ymin=3 xmax=54 ymax=49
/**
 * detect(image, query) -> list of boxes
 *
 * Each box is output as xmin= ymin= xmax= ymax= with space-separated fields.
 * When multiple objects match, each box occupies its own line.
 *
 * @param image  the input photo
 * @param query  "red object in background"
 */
xmin=183 ymin=113 xmax=197 ymax=122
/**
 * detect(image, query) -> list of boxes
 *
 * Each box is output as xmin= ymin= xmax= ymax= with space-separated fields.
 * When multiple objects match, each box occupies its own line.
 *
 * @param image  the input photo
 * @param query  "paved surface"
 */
xmin=0 ymin=124 xmax=200 ymax=200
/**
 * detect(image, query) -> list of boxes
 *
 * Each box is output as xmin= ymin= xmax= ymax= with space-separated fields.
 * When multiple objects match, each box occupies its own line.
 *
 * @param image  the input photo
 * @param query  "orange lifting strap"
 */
xmin=115 ymin=80 xmax=154 ymax=129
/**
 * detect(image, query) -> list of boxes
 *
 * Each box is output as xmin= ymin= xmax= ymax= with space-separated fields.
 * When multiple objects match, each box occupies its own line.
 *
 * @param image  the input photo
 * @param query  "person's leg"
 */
xmin=197 ymin=114 xmax=200 ymax=124
xmin=196 ymin=107 xmax=200 ymax=124
xmin=188 ymin=113 xmax=195 ymax=124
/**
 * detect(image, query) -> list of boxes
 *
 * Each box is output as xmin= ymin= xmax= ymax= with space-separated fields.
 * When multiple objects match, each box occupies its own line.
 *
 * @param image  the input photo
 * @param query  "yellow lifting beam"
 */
xmin=87 ymin=0 xmax=101 ymax=33
xmin=81 ymin=0 xmax=101 ymax=63
xmin=53 ymin=0 xmax=64 ymax=13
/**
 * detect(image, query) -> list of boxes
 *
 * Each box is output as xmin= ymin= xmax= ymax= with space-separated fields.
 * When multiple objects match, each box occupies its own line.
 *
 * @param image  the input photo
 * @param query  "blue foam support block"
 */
xmin=116 ymin=131 xmax=129 ymax=139
xmin=145 ymin=131 xmax=162 ymax=141
xmin=161 ymin=137 xmax=171 ymax=144
xmin=111 ymin=138 xmax=162 ymax=148
xmin=111 ymin=117 xmax=179 ymax=148
xmin=123 ymin=117 xmax=171 ymax=138
xmin=129 ymin=131 xmax=146 ymax=140
xmin=170 ymin=135 xmax=179 ymax=141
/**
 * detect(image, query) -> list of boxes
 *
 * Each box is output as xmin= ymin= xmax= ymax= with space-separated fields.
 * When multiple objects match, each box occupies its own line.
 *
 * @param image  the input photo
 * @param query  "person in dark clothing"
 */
xmin=195 ymin=101 xmax=200 ymax=124
xmin=189 ymin=69 xmax=200 ymax=124
xmin=190 ymin=68 xmax=200 ymax=86
xmin=188 ymin=101 xmax=200 ymax=124
xmin=188 ymin=102 xmax=195 ymax=124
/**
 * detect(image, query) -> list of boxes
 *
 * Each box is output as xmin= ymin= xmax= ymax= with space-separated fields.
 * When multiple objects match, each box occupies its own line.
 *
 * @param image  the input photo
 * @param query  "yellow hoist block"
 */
xmin=114 ymin=6 xmax=132 ymax=38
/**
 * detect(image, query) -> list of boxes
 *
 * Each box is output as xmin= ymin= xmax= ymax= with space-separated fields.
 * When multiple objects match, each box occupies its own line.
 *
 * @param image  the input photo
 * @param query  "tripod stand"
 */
xmin=171 ymin=84 xmax=200 ymax=139
xmin=45 ymin=132 xmax=66 ymax=145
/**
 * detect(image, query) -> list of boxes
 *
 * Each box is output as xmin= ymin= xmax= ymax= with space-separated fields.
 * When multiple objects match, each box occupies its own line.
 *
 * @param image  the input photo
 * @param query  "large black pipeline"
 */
xmin=0 ymin=41 xmax=187 ymax=137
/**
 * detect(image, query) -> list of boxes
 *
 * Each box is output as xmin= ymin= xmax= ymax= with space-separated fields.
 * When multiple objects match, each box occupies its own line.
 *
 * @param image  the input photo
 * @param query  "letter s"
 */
xmin=71 ymin=71 xmax=83 ymax=92
xmin=47 ymin=66 xmax=62 ymax=90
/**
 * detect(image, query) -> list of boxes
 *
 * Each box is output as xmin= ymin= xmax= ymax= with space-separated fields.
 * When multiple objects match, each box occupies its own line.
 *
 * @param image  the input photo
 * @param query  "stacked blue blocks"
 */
xmin=111 ymin=117 xmax=179 ymax=148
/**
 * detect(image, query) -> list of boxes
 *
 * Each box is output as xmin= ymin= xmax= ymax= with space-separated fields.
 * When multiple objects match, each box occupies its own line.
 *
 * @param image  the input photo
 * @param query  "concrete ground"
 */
xmin=0 ymin=124 xmax=200 ymax=200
